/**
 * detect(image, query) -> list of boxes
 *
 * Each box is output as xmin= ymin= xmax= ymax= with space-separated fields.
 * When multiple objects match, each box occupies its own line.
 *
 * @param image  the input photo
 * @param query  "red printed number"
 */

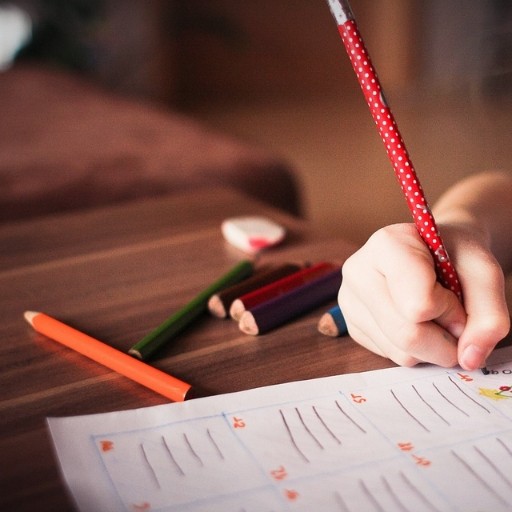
xmin=271 ymin=465 xmax=288 ymax=481
xmin=413 ymin=455 xmax=431 ymax=467
xmin=398 ymin=442 xmax=414 ymax=452
xmin=285 ymin=489 xmax=299 ymax=501
xmin=132 ymin=502 xmax=151 ymax=511
xmin=351 ymin=393 xmax=367 ymax=404
xmin=232 ymin=416 xmax=246 ymax=429
xmin=100 ymin=440 xmax=114 ymax=452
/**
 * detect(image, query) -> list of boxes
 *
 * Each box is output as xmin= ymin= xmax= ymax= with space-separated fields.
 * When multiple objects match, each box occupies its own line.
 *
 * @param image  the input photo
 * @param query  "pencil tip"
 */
xmin=207 ymin=295 xmax=227 ymax=318
xmin=317 ymin=313 xmax=333 ymax=336
xmin=128 ymin=348 xmax=143 ymax=360
xmin=319 ymin=312 xmax=343 ymax=337
xmin=229 ymin=299 xmax=244 ymax=321
xmin=239 ymin=311 xmax=259 ymax=335
xmin=24 ymin=310 xmax=38 ymax=325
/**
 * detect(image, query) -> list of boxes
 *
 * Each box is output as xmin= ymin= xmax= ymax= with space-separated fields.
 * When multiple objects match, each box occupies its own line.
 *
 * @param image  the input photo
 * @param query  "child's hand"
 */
xmin=338 ymin=222 xmax=509 ymax=370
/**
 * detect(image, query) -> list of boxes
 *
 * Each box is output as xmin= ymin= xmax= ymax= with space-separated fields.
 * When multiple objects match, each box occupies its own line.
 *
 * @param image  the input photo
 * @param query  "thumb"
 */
xmin=457 ymin=260 xmax=510 ymax=371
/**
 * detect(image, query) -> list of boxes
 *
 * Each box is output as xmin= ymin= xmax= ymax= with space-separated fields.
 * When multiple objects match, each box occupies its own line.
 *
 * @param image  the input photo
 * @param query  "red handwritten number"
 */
xmin=457 ymin=373 xmax=473 ymax=382
xmin=398 ymin=442 xmax=414 ymax=451
xmin=132 ymin=502 xmax=151 ymax=511
xmin=351 ymin=393 xmax=366 ymax=404
xmin=100 ymin=440 xmax=114 ymax=452
xmin=285 ymin=489 xmax=299 ymax=501
xmin=271 ymin=465 xmax=288 ymax=481
xmin=413 ymin=455 xmax=431 ymax=467
xmin=232 ymin=416 xmax=246 ymax=429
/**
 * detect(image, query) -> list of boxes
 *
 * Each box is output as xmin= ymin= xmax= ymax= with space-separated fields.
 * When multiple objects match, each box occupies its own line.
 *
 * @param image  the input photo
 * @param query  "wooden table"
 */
xmin=0 ymin=187 xmax=395 ymax=511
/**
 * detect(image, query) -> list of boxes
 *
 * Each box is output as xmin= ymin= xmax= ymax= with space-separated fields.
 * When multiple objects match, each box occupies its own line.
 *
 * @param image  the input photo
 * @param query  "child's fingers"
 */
xmin=456 ymin=252 xmax=510 ymax=370
xmin=369 ymin=225 xmax=464 ymax=325
xmin=340 ymin=268 xmax=459 ymax=367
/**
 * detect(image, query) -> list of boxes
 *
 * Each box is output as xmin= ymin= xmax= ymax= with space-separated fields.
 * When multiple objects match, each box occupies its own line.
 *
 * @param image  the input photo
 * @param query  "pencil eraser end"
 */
xmin=221 ymin=216 xmax=286 ymax=254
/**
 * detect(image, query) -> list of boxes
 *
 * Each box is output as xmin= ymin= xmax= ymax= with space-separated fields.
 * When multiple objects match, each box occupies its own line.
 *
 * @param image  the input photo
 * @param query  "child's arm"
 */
xmin=338 ymin=171 xmax=512 ymax=371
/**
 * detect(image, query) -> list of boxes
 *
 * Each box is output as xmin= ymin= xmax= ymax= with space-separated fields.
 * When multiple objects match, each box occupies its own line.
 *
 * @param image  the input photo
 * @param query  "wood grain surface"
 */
xmin=0 ymin=187 xmax=395 ymax=511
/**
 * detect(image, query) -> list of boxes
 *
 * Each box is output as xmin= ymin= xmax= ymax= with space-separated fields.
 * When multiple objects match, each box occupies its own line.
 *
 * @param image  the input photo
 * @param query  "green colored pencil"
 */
xmin=129 ymin=260 xmax=254 ymax=360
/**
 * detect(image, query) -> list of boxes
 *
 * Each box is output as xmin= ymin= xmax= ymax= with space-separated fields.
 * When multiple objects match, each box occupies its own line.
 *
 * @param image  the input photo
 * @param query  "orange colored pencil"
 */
xmin=24 ymin=311 xmax=192 ymax=402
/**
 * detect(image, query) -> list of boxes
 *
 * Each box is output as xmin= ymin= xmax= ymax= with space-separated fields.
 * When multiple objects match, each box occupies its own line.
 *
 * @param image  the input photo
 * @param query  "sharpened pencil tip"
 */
xmin=318 ymin=313 xmax=337 ymax=337
xmin=24 ymin=310 xmax=38 ymax=325
xmin=239 ymin=311 xmax=259 ymax=336
xmin=128 ymin=348 xmax=143 ymax=360
xmin=229 ymin=299 xmax=245 ymax=321
xmin=207 ymin=295 xmax=227 ymax=318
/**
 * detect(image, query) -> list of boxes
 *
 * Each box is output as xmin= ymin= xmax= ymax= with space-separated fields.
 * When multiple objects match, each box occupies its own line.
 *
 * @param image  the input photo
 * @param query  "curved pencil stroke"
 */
xmin=312 ymin=405 xmax=342 ymax=445
xmin=335 ymin=400 xmax=367 ymax=434
xmin=161 ymin=436 xmax=185 ymax=476
xmin=295 ymin=407 xmax=324 ymax=450
xmin=451 ymin=450 xmax=510 ymax=507
xmin=206 ymin=428 xmax=225 ymax=460
xmin=412 ymin=384 xmax=450 ymax=426
xmin=140 ymin=442 xmax=161 ymax=489
xmin=183 ymin=433 xmax=204 ymax=467
xmin=279 ymin=409 xmax=309 ymax=463
xmin=448 ymin=376 xmax=491 ymax=414
xmin=390 ymin=389 xmax=430 ymax=433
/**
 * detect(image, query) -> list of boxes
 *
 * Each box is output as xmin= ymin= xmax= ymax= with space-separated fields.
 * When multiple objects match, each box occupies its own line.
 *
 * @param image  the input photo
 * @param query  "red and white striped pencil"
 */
xmin=326 ymin=0 xmax=462 ymax=300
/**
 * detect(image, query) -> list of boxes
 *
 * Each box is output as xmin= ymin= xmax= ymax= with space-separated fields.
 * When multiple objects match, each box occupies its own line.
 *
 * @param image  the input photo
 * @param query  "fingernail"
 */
xmin=460 ymin=344 xmax=488 ymax=370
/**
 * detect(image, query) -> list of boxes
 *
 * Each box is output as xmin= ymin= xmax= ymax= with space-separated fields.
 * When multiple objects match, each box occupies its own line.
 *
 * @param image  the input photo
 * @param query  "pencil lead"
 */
xmin=239 ymin=311 xmax=259 ymax=336
xmin=207 ymin=295 xmax=227 ymax=318
xmin=24 ymin=310 xmax=38 ymax=325
xmin=318 ymin=313 xmax=338 ymax=337
xmin=229 ymin=299 xmax=245 ymax=321
xmin=128 ymin=348 xmax=143 ymax=360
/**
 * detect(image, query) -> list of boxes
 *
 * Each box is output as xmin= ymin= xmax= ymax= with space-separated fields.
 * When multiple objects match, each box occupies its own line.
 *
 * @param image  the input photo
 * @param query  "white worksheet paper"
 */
xmin=48 ymin=347 xmax=512 ymax=512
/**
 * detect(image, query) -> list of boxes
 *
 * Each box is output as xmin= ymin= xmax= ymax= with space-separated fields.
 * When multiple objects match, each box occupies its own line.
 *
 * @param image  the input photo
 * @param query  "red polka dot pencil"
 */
xmin=325 ymin=0 xmax=462 ymax=300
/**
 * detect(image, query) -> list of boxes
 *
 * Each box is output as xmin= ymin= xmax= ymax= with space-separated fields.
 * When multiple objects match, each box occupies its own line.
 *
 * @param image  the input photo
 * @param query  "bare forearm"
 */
xmin=433 ymin=171 xmax=512 ymax=274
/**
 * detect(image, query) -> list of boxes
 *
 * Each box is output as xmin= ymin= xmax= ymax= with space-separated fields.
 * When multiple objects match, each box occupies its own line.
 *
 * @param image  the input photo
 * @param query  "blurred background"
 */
xmin=2 ymin=0 xmax=512 ymax=244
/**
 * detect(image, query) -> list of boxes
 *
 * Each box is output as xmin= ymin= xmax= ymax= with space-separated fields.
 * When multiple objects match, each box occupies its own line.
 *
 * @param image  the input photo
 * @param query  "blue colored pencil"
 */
xmin=318 ymin=304 xmax=348 ymax=337
xmin=239 ymin=268 xmax=342 ymax=335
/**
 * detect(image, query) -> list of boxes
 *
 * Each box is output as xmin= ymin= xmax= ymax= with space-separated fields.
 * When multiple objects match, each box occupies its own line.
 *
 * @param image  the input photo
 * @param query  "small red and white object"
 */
xmin=221 ymin=216 xmax=286 ymax=254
